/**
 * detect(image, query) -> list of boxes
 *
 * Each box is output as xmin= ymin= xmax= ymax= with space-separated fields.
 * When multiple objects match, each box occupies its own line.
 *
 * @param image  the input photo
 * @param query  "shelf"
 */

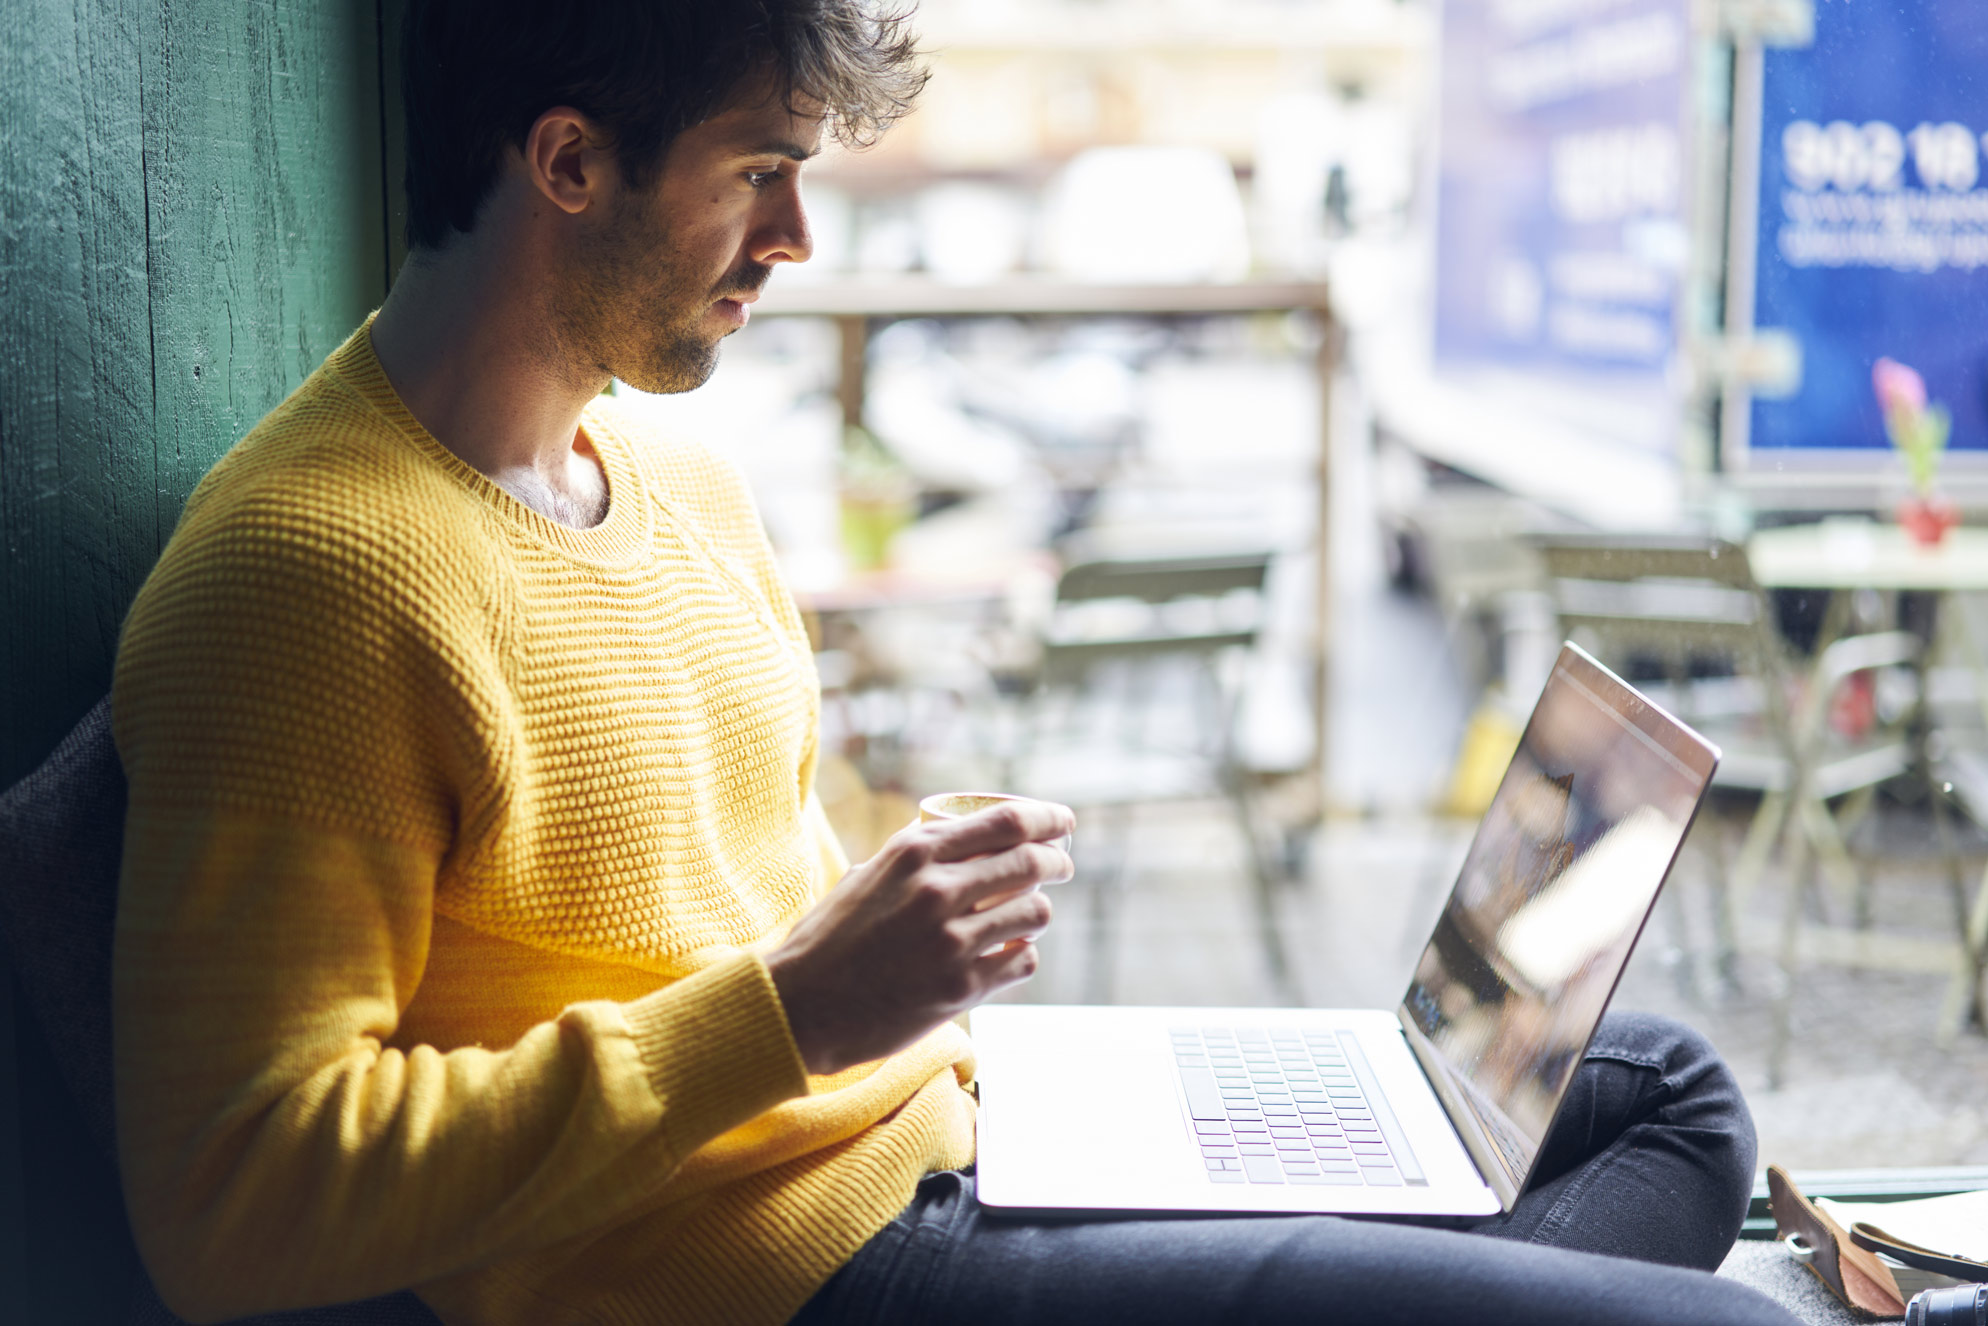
xmin=753 ymin=276 xmax=1333 ymax=320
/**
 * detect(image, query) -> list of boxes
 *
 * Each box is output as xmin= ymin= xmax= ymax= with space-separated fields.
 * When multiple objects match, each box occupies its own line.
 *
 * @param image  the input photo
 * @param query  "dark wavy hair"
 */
xmin=400 ymin=0 xmax=926 ymax=251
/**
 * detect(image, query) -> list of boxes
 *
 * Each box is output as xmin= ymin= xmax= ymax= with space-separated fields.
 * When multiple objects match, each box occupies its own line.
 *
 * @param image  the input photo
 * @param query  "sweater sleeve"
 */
xmin=112 ymin=510 xmax=810 ymax=1321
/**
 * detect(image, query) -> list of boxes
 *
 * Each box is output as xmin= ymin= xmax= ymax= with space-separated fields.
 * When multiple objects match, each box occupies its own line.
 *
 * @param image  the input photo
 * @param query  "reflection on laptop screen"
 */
xmin=1401 ymin=652 xmax=1712 ymax=1192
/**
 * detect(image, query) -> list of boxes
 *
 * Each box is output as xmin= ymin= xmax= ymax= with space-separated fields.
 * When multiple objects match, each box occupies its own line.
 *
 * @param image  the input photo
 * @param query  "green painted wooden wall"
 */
xmin=1 ymin=1 xmax=398 ymax=1317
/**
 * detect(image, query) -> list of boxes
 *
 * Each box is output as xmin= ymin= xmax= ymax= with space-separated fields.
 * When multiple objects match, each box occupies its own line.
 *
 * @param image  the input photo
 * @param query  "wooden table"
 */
xmin=1747 ymin=519 xmax=1988 ymax=1035
xmin=755 ymin=276 xmax=1341 ymax=804
xmin=1749 ymin=522 xmax=1988 ymax=594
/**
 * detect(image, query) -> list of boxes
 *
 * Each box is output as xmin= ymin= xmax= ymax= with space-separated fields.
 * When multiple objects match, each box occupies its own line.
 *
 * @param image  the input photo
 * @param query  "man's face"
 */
xmin=566 ymin=84 xmax=821 ymax=394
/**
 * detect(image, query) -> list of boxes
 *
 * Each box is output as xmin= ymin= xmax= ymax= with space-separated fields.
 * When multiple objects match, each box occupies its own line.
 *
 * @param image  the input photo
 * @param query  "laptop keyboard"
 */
xmin=1171 ymin=1026 xmax=1422 ymax=1187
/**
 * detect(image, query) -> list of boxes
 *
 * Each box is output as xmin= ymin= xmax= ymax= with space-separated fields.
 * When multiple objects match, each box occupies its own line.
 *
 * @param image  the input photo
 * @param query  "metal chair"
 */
xmin=1004 ymin=550 xmax=1300 ymax=1003
xmin=1535 ymin=535 xmax=1930 ymax=1084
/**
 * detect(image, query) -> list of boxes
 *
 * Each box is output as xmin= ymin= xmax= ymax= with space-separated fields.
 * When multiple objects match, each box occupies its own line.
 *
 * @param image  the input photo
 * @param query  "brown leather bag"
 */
xmin=1768 ymin=1165 xmax=1908 ymax=1319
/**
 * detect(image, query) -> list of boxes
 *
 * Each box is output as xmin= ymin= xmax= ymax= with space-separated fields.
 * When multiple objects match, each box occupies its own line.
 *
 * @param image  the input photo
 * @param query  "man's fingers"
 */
xmin=958 ymin=886 xmax=1053 ymax=955
xmin=925 ymin=801 xmax=1073 ymax=863
xmin=950 ymin=842 xmax=1071 ymax=910
xmin=971 ymin=936 xmax=1041 ymax=992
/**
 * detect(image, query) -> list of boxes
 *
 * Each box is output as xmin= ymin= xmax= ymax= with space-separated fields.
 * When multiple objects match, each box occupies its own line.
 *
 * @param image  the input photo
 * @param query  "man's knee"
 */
xmin=1592 ymin=1010 xmax=1757 ymax=1192
xmin=1588 ymin=1009 xmax=1715 ymax=1071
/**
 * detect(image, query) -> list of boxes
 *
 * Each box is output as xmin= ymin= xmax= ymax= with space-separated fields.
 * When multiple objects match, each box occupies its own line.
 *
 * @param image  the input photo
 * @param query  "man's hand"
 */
xmin=767 ymin=799 xmax=1075 ymax=1075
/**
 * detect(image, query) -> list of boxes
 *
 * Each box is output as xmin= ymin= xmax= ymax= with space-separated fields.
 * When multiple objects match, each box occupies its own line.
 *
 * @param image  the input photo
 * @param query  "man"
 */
xmin=111 ymin=3 xmax=1799 ymax=1324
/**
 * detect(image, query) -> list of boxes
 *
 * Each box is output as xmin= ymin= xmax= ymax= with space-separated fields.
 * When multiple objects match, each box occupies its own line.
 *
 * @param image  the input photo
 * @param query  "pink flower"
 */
xmin=1874 ymin=357 xmax=1927 ymax=415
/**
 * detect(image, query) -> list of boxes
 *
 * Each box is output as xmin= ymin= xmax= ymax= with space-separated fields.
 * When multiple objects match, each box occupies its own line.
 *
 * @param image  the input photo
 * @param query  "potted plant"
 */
xmin=837 ymin=425 xmax=916 ymax=572
xmin=1874 ymin=356 xmax=1958 ymax=545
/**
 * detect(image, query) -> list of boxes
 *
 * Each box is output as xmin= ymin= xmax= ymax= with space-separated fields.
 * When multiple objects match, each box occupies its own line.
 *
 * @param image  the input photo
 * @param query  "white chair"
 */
xmin=1004 ymin=550 xmax=1298 ymax=1003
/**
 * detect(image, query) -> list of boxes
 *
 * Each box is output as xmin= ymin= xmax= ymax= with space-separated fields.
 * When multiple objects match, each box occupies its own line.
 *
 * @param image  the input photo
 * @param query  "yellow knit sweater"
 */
xmin=111 ymin=323 xmax=977 ymax=1326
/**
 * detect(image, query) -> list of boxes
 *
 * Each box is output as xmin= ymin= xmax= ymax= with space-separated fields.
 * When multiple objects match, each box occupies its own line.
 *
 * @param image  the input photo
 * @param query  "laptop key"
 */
xmin=1362 ymin=1167 xmax=1405 ymax=1187
xmin=1298 ymin=1171 xmax=1364 ymax=1186
xmin=1242 ymin=1155 xmax=1285 ymax=1184
xmin=1209 ymin=1169 xmax=1247 ymax=1184
xmin=1179 ymin=1067 xmax=1229 ymax=1120
xmin=1194 ymin=1120 xmax=1231 ymax=1135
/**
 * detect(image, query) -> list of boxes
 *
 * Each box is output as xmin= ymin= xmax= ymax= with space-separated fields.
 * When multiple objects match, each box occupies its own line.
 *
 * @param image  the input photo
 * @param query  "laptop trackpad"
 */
xmin=976 ymin=1038 xmax=1204 ymax=1205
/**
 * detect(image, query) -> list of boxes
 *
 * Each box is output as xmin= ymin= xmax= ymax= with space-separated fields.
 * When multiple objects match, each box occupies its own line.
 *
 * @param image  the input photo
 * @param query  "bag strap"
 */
xmin=1851 ymin=1224 xmax=1988 ymax=1285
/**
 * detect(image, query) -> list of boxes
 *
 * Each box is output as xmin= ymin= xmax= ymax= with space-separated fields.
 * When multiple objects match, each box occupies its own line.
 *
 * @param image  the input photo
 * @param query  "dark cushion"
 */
xmin=0 ymin=695 xmax=124 ymax=1162
xmin=0 ymin=697 xmax=440 ymax=1325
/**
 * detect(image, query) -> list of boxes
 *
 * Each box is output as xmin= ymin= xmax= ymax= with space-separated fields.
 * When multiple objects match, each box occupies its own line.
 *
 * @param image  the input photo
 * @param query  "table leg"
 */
xmin=835 ymin=314 xmax=868 ymax=431
xmin=1930 ymin=591 xmax=1988 ymax=1038
xmin=1311 ymin=309 xmax=1338 ymax=816
xmin=1938 ymin=862 xmax=1988 ymax=1042
xmin=1770 ymin=791 xmax=1815 ymax=1090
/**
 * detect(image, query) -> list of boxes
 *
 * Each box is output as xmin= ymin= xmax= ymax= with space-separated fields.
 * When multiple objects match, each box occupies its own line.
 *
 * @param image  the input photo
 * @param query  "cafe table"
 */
xmin=1746 ymin=518 xmax=1988 ymax=1036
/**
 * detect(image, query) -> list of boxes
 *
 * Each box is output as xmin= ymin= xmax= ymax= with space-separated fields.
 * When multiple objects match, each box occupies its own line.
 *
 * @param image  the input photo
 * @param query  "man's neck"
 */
xmin=368 ymin=233 xmax=611 ymax=529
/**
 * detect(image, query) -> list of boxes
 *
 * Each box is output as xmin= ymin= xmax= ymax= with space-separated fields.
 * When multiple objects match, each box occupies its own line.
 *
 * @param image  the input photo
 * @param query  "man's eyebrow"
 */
xmin=737 ymin=139 xmax=820 ymax=162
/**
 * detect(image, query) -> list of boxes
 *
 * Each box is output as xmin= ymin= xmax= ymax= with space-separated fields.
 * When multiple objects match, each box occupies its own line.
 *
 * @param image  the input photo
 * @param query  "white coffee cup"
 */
xmin=917 ymin=791 xmax=1075 ymax=886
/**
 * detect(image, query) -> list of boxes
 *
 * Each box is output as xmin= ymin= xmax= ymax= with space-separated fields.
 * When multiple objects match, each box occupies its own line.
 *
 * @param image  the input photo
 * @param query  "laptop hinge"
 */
xmin=1396 ymin=1008 xmax=1524 ymax=1213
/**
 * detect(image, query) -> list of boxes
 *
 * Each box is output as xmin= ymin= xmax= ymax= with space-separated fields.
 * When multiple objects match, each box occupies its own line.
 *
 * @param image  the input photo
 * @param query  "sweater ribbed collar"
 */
xmin=329 ymin=316 xmax=656 ymax=569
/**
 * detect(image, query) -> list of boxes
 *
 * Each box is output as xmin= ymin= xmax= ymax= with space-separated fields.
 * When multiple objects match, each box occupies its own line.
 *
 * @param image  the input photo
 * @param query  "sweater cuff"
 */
xmin=622 ymin=952 xmax=811 ymax=1154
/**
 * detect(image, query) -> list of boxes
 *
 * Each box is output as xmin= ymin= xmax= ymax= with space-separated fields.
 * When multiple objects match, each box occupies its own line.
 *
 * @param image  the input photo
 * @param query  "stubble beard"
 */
xmin=567 ymin=195 xmax=768 ymax=397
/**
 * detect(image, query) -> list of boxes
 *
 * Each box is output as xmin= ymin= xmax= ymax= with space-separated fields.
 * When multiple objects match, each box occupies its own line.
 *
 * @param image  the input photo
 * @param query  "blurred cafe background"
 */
xmin=8 ymin=7 xmax=1988 ymax=1302
xmin=617 ymin=0 xmax=1988 ymax=1176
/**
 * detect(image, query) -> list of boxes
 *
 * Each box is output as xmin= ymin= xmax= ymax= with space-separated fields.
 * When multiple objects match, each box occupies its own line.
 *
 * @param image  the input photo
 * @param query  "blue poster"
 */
xmin=1435 ymin=0 xmax=1691 ymax=389
xmin=1750 ymin=1 xmax=1988 ymax=460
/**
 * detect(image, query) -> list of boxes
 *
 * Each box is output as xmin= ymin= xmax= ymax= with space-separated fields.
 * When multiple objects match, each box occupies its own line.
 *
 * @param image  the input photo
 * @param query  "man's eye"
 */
xmin=746 ymin=169 xmax=778 ymax=188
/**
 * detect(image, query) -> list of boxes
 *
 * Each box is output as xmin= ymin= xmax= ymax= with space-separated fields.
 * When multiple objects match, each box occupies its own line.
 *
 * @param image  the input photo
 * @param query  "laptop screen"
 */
xmin=1399 ymin=645 xmax=1717 ymax=1196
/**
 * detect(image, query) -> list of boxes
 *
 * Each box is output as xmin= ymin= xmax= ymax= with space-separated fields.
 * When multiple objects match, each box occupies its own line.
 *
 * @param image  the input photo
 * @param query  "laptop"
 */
xmin=969 ymin=642 xmax=1719 ymax=1220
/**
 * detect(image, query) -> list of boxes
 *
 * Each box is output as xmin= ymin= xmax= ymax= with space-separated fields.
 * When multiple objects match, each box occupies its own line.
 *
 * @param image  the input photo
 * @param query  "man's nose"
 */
xmin=751 ymin=185 xmax=814 ymax=267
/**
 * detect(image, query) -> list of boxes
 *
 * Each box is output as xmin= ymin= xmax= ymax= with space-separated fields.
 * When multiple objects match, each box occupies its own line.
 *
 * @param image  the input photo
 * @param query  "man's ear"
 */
xmin=522 ymin=106 xmax=608 ymax=217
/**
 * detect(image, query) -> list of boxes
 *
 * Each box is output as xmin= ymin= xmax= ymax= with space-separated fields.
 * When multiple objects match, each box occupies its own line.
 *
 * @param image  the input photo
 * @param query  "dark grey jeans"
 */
xmin=790 ymin=1012 xmax=1800 ymax=1326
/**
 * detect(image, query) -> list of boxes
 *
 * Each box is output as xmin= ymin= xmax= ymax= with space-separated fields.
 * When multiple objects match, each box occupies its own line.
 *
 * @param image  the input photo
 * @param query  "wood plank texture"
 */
xmin=0 ymin=1 xmax=390 ymax=1315
xmin=1 ymin=0 xmax=387 ymax=787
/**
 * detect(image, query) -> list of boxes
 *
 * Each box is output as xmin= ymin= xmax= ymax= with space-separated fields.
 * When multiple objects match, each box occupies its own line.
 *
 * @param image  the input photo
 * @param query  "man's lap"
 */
xmin=791 ymin=1012 xmax=1797 ymax=1326
xmin=792 ymin=1169 xmax=1794 ymax=1326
